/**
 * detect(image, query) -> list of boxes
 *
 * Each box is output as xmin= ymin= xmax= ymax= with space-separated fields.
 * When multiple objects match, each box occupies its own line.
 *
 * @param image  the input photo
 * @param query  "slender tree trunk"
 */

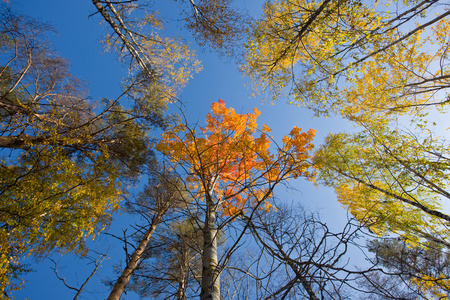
xmin=107 ymin=212 xmax=164 ymax=300
xmin=200 ymin=198 xmax=220 ymax=300
xmin=176 ymin=278 xmax=186 ymax=300
xmin=91 ymin=0 xmax=153 ymax=77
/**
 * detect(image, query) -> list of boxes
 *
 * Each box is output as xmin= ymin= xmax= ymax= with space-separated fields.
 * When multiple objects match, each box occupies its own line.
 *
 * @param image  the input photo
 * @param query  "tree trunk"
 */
xmin=200 ymin=198 xmax=220 ymax=300
xmin=107 ymin=212 xmax=164 ymax=300
xmin=91 ymin=0 xmax=153 ymax=78
xmin=176 ymin=278 xmax=186 ymax=300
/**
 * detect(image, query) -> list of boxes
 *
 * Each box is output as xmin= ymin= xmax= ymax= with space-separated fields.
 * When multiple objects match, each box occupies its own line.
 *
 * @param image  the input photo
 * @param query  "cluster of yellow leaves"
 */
xmin=244 ymin=0 xmax=387 ymax=106
xmin=102 ymin=9 xmax=202 ymax=103
xmin=157 ymin=100 xmax=316 ymax=217
xmin=142 ymin=34 xmax=202 ymax=102
xmin=244 ymin=0 xmax=450 ymax=122
xmin=0 ymin=145 xmax=123 ymax=291
xmin=335 ymin=183 xmax=436 ymax=245
xmin=0 ymin=232 xmax=23 ymax=296
xmin=411 ymin=273 xmax=450 ymax=299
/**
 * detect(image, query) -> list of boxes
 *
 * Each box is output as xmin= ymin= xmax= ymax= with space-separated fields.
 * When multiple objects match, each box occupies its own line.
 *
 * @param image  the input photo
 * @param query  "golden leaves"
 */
xmin=243 ymin=0 xmax=450 ymax=122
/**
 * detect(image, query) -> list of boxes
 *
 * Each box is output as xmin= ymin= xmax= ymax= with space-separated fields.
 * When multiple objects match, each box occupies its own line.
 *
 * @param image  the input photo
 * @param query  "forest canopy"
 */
xmin=2 ymin=0 xmax=450 ymax=299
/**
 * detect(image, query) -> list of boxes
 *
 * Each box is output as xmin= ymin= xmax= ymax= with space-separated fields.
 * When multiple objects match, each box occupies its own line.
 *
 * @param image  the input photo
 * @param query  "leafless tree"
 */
xmin=49 ymin=253 xmax=106 ymax=300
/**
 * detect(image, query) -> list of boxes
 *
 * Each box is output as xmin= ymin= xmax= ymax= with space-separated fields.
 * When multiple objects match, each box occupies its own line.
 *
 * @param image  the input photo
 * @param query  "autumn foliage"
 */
xmin=157 ymin=100 xmax=316 ymax=217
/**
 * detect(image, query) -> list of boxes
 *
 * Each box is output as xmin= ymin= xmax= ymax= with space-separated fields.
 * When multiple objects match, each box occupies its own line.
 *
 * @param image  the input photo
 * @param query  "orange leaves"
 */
xmin=281 ymin=127 xmax=317 ymax=179
xmin=156 ymin=101 xmax=316 ymax=218
xmin=205 ymin=99 xmax=260 ymax=136
xmin=262 ymin=124 xmax=272 ymax=133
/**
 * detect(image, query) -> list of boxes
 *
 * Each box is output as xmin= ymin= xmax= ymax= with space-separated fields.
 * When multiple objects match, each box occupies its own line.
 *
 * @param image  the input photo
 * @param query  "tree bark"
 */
xmin=107 ymin=211 xmax=165 ymax=300
xmin=200 ymin=195 xmax=220 ymax=300
xmin=176 ymin=278 xmax=186 ymax=300
xmin=91 ymin=0 xmax=153 ymax=78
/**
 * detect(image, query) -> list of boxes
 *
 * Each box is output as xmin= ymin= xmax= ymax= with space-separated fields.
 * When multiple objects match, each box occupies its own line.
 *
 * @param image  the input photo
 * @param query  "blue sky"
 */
xmin=10 ymin=0 xmax=356 ymax=298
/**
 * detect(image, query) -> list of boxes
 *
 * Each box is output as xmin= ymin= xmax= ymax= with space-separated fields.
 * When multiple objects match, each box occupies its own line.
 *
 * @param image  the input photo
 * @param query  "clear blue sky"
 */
xmin=11 ymin=1 xmax=355 ymax=299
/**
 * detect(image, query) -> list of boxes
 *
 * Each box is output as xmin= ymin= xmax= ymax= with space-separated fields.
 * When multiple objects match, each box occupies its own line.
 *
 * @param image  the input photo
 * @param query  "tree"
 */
xmin=127 ymin=217 xmax=203 ymax=299
xmin=91 ymin=0 xmax=202 ymax=84
xmin=243 ymin=0 xmax=450 ymax=280
xmin=156 ymin=100 xmax=316 ymax=299
xmin=357 ymin=272 xmax=421 ymax=300
xmin=0 ymin=7 xmax=167 ymax=294
xmin=172 ymin=0 xmax=248 ymax=56
xmin=246 ymin=202 xmax=380 ymax=300
xmin=361 ymin=238 xmax=450 ymax=299
xmin=314 ymin=126 xmax=450 ymax=248
xmin=244 ymin=0 xmax=450 ymax=121
xmin=91 ymin=0 xmax=247 ymax=72
xmin=106 ymin=168 xmax=188 ymax=300
xmin=49 ymin=253 xmax=107 ymax=300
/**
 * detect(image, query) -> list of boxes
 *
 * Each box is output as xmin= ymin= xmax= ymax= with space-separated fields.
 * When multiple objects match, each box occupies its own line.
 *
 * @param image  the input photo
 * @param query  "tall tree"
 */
xmin=247 ymin=202 xmax=383 ymax=299
xmin=172 ymin=0 xmax=248 ymax=56
xmin=244 ymin=0 xmax=450 ymax=121
xmin=0 ymin=7 xmax=167 ymax=294
xmin=314 ymin=126 xmax=450 ymax=248
xmin=91 ymin=0 xmax=247 ymax=70
xmin=106 ymin=168 xmax=188 ymax=300
xmin=127 ymin=217 xmax=203 ymax=299
xmin=362 ymin=238 xmax=450 ymax=299
xmin=156 ymin=100 xmax=316 ymax=299
xmin=243 ymin=0 xmax=450 ymax=273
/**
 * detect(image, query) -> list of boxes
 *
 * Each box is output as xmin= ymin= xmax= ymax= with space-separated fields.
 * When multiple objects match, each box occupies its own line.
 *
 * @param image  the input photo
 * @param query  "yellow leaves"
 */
xmin=411 ymin=273 xmax=450 ymax=299
xmin=262 ymin=200 xmax=274 ymax=212
xmin=335 ymin=182 xmax=427 ymax=241
xmin=0 ymin=144 xmax=123 ymax=291
xmin=142 ymin=34 xmax=202 ymax=102
xmin=261 ymin=124 xmax=272 ymax=133
xmin=433 ymin=17 xmax=450 ymax=45
xmin=317 ymin=127 xmax=450 ymax=248
xmin=244 ymin=0 xmax=449 ymax=124
xmin=0 ymin=230 xmax=22 ymax=294
xmin=99 ymin=3 xmax=202 ymax=104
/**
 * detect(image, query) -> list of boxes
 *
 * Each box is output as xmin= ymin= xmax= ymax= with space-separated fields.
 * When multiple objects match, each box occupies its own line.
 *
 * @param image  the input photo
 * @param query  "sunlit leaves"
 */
xmin=157 ymin=100 xmax=316 ymax=217
xmin=0 ymin=8 xmax=162 ymax=294
xmin=97 ymin=1 xmax=202 ymax=103
xmin=243 ymin=0 xmax=450 ymax=121
xmin=245 ymin=3 xmax=450 ymax=293
xmin=315 ymin=125 xmax=450 ymax=247
xmin=0 ymin=144 xmax=124 ymax=294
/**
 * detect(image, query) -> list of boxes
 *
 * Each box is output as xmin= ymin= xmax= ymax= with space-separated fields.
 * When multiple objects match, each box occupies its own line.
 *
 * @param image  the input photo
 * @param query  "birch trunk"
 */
xmin=176 ymin=278 xmax=186 ymax=300
xmin=200 ymin=198 xmax=220 ymax=300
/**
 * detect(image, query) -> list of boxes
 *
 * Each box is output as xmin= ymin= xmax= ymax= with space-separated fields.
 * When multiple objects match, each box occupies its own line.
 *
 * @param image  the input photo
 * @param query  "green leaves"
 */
xmin=315 ymin=125 xmax=450 ymax=247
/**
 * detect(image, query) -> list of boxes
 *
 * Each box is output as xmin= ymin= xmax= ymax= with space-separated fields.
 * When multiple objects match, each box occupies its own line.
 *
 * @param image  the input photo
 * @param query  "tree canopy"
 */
xmin=244 ymin=0 xmax=450 ymax=121
xmin=157 ymin=100 xmax=316 ymax=299
xmin=244 ymin=0 xmax=450 ymax=295
xmin=0 ymin=6 xmax=167 ymax=293
xmin=4 ymin=0 xmax=450 ymax=298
